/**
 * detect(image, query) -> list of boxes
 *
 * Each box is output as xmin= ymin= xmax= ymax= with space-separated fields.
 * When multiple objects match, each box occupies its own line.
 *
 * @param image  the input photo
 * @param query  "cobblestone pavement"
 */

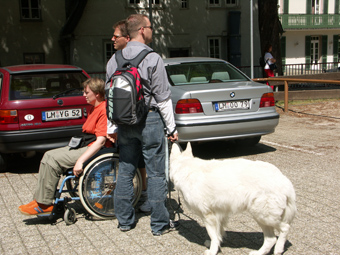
xmin=1 ymin=102 xmax=340 ymax=254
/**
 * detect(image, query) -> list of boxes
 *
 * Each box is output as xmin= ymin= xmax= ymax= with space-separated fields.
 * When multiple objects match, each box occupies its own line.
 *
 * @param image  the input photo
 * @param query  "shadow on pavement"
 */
xmin=4 ymin=152 xmax=43 ymax=174
xmin=191 ymin=140 xmax=276 ymax=160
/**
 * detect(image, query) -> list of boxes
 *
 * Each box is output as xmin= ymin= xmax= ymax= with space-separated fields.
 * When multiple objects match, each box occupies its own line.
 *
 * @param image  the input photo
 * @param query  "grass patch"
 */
xmin=275 ymin=98 xmax=339 ymax=107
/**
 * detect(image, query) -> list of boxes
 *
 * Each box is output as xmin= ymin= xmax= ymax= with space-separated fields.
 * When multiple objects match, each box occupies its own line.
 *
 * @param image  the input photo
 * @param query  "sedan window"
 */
xmin=9 ymin=72 xmax=87 ymax=100
xmin=166 ymin=61 xmax=249 ymax=86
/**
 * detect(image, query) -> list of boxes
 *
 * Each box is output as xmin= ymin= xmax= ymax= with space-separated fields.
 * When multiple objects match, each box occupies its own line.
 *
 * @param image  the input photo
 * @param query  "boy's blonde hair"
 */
xmin=83 ymin=78 xmax=105 ymax=99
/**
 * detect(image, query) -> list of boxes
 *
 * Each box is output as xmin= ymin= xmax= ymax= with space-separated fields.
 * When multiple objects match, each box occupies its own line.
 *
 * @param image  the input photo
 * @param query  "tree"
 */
xmin=258 ymin=0 xmax=284 ymax=75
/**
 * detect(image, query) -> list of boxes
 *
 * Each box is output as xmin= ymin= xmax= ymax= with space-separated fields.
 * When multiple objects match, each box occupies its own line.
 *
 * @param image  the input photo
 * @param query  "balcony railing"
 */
xmin=237 ymin=62 xmax=340 ymax=78
xmin=279 ymin=14 xmax=340 ymax=29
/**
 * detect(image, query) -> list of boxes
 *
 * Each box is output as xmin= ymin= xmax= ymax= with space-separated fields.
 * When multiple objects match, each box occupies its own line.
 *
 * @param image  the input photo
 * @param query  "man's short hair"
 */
xmin=113 ymin=20 xmax=128 ymax=37
xmin=126 ymin=14 xmax=148 ymax=39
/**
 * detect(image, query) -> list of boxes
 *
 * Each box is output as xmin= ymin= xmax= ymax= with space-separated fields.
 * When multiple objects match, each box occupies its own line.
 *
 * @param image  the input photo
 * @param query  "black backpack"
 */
xmin=106 ymin=49 xmax=153 ymax=125
xmin=259 ymin=56 xmax=266 ymax=67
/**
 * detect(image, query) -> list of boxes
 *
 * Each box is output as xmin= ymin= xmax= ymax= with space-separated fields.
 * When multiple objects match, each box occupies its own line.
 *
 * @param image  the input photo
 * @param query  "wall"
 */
xmin=0 ymin=0 xmax=65 ymax=66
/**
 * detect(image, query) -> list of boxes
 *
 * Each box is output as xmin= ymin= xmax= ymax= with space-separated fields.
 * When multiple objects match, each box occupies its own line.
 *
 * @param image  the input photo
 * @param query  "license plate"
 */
xmin=42 ymin=109 xmax=82 ymax=122
xmin=214 ymin=100 xmax=250 ymax=112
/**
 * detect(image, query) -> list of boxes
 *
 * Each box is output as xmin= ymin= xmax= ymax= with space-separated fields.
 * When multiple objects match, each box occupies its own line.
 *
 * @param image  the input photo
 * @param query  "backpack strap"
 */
xmin=115 ymin=49 xmax=153 ymax=68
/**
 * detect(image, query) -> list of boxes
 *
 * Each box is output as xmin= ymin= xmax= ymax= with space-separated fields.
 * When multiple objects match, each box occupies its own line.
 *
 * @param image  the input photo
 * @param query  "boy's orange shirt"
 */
xmin=82 ymin=101 xmax=112 ymax=147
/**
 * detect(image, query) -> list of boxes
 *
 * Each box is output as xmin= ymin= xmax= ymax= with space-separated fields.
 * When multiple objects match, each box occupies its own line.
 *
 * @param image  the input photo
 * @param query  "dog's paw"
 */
xmin=249 ymin=251 xmax=264 ymax=255
xmin=204 ymin=250 xmax=215 ymax=255
xmin=204 ymin=240 xmax=211 ymax=248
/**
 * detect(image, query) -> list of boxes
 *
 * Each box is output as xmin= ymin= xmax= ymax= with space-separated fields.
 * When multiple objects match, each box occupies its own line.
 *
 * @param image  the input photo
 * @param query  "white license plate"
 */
xmin=42 ymin=109 xmax=82 ymax=122
xmin=214 ymin=100 xmax=250 ymax=112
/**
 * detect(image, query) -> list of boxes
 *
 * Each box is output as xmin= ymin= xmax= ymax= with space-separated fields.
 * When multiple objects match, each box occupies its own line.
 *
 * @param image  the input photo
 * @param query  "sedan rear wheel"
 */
xmin=235 ymin=136 xmax=261 ymax=147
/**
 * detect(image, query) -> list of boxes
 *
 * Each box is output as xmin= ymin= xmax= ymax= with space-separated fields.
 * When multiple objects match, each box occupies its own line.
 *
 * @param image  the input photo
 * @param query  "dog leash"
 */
xmin=165 ymin=137 xmax=182 ymax=223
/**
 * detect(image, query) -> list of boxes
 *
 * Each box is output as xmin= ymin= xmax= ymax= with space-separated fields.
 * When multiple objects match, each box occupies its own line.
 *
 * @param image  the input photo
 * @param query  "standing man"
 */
xmin=106 ymin=14 xmax=178 ymax=236
xmin=106 ymin=20 xmax=129 ymax=141
xmin=106 ymin=19 xmax=151 ymax=213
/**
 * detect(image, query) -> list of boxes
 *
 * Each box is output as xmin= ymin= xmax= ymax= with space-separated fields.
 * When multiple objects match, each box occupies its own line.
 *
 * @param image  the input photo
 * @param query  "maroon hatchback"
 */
xmin=0 ymin=64 xmax=92 ymax=170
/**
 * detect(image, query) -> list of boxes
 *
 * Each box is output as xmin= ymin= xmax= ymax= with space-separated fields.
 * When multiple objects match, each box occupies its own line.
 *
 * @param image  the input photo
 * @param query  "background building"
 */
xmin=279 ymin=0 xmax=340 ymax=72
xmin=0 ymin=0 xmax=261 ymax=77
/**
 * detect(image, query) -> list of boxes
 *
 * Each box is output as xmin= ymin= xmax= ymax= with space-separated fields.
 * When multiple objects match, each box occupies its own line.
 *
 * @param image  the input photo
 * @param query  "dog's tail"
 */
xmin=282 ymin=194 xmax=297 ymax=224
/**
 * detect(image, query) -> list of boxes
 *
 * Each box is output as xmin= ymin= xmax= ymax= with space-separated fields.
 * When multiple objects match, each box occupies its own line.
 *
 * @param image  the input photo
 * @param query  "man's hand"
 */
xmin=168 ymin=133 xmax=178 ymax=142
xmin=107 ymin=133 xmax=118 ymax=143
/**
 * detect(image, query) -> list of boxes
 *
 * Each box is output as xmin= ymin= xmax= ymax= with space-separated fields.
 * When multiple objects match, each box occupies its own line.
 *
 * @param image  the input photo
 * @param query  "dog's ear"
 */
xmin=182 ymin=142 xmax=193 ymax=158
xmin=170 ymin=142 xmax=182 ymax=158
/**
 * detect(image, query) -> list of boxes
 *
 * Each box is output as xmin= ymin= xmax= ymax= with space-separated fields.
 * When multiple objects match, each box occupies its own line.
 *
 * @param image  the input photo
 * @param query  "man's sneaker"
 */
xmin=19 ymin=200 xmax=53 ymax=215
xmin=18 ymin=200 xmax=37 ymax=210
xmin=139 ymin=200 xmax=151 ymax=213
xmin=152 ymin=220 xmax=180 ymax=236
xmin=117 ymin=223 xmax=135 ymax=232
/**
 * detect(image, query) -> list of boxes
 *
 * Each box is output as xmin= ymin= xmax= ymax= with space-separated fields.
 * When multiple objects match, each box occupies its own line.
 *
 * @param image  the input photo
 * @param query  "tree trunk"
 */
xmin=258 ymin=0 xmax=283 ymax=76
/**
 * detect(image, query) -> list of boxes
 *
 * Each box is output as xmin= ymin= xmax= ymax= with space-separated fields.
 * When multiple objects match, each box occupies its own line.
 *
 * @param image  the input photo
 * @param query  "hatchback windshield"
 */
xmin=166 ymin=61 xmax=249 ymax=86
xmin=9 ymin=72 xmax=87 ymax=100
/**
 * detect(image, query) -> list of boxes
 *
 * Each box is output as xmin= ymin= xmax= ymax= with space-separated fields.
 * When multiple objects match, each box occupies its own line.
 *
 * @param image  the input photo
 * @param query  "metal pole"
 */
xmin=149 ymin=0 xmax=153 ymax=26
xmin=250 ymin=0 xmax=254 ymax=79
xmin=149 ymin=0 xmax=153 ymax=48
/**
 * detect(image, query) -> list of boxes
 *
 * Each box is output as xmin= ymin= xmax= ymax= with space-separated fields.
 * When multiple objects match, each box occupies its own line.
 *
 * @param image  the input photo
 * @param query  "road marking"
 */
xmin=261 ymin=140 xmax=324 ymax=156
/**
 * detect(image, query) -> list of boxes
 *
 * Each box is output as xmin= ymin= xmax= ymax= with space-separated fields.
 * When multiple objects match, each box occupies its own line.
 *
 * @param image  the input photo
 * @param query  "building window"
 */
xmin=20 ymin=0 xmax=41 ymax=20
xmin=23 ymin=53 xmax=44 ymax=64
xmin=310 ymin=36 xmax=320 ymax=64
xmin=312 ymin=0 xmax=320 ymax=14
xmin=208 ymin=38 xmax=221 ymax=58
xmin=169 ymin=48 xmax=190 ymax=58
xmin=152 ymin=0 xmax=160 ymax=4
xmin=209 ymin=0 xmax=221 ymax=7
xmin=226 ymin=0 xmax=237 ymax=5
xmin=105 ymin=42 xmax=116 ymax=63
xmin=129 ymin=0 xmax=140 ymax=4
xmin=181 ymin=0 xmax=188 ymax=9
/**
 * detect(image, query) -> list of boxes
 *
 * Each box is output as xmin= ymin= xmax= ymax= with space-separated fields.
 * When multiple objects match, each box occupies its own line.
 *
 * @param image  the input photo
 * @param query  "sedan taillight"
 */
xmin=175 ymin=99 xmax=203 ymax=114
xmin=0 ymin=110 xmax=18 ymax=124
xmin=260 ymin=93 xmax=275 ymax=108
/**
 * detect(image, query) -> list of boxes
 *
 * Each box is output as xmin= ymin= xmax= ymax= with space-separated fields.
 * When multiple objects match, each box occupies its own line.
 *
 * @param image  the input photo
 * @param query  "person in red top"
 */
xmin=19 ymin=78 xmax=111 ymax=215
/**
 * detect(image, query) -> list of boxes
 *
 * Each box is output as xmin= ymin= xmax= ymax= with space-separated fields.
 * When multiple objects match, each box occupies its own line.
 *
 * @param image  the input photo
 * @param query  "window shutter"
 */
xmin=306 ymin=0 xmax=312 ymax=14
xmin=284 ymin=0 xmax=289 ymax=14
xmin=322 ymin=35 xmax=328 ymax=69
xmin=281 ymin=36 xmax=286 ymax=73
xmin=333 ymin=35 xmax=339 ymax=63
xmin=305 ymin=36 xmax=311 ymax=70
xmin=323 ymin=0 xmax=328 ymax=14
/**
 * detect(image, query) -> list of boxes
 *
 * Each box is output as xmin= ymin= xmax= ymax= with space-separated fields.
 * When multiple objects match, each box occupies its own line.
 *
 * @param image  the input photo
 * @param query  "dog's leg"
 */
xmin=273 ymin=222 xmax=290 ymax=255
xmin=203 ymin=216 xmax=221 ymax=255
xmin=249 ymin=223 xmax=277 ymax=255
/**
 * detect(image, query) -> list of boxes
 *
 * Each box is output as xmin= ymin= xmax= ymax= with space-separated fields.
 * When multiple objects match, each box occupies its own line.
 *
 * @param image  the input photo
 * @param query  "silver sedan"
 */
xmin=164 ymin=57 xmax=279 ymax=145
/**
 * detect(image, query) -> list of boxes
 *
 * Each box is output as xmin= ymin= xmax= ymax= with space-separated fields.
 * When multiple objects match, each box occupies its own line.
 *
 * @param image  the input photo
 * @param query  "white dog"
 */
xmin=170 ymin=142 xmax=296 ymax=255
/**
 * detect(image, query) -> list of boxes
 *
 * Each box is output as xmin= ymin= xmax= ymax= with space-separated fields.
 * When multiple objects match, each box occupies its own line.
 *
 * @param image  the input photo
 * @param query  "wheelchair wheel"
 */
xmin=64 ymin=208 xmax=77 ymax=225
xmin=78 ymin=153 xmax=142 ymax=220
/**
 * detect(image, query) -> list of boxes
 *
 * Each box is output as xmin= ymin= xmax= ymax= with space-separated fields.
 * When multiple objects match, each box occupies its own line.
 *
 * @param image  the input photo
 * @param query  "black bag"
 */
xmin=107 ymin=49 xmax=153 ymax=125
xmin=68 ymin=133 xmax=96 ymax=149
xmin=269 ymin=63 xmax=277 ymax=71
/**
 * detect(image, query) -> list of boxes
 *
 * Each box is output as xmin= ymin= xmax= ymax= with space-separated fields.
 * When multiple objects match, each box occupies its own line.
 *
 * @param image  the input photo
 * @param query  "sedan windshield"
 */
xmin=166 ymin=61 xmax=249 ymax=86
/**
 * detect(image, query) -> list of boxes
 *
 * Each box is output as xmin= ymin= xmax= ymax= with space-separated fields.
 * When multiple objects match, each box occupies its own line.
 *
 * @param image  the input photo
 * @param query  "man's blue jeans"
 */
xmin=114 ymin=111 xmax=169 ymax=233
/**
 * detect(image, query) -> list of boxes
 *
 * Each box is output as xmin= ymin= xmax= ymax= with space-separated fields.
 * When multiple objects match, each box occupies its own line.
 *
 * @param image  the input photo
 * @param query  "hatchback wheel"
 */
xmin=0 ymin=154 xmax=9 ymax=172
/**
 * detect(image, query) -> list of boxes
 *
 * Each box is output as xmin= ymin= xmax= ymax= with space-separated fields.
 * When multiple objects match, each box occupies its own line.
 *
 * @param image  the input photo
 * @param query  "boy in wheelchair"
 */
xmin=19 ymin=78 xmax=113 ymax=215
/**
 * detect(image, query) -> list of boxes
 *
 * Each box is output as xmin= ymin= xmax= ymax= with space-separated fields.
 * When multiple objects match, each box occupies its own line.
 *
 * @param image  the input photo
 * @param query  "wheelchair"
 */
xmin=40 ymin=147 xmax=143 ymax=225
